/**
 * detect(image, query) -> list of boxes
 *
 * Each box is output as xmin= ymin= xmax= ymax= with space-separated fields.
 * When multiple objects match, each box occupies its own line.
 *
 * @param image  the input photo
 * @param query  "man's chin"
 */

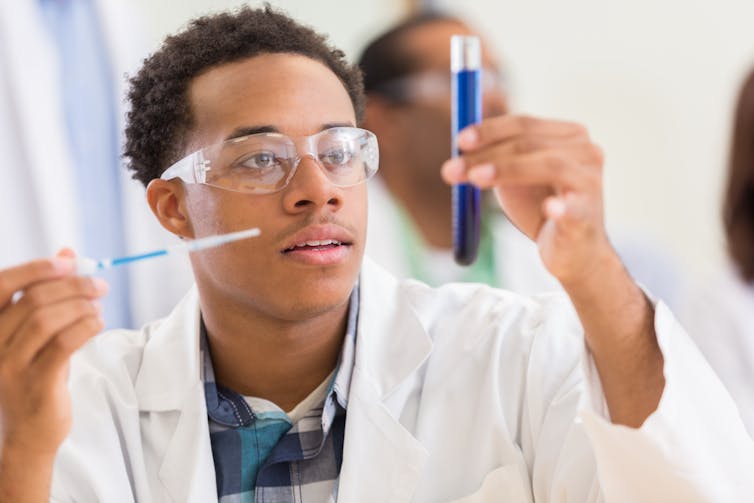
xmin=277 ymin=290 xmax=355 ymax=322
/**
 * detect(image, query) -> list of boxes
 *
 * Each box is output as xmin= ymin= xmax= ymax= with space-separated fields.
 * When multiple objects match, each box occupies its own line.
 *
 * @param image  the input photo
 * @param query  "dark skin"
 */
xmin=363 ymin=19 xmax=507 ymax=249
xmin=0 ymin=52 xmax=662 ymax=502
xmin=147 ymin=54 xmax=367 ymax=411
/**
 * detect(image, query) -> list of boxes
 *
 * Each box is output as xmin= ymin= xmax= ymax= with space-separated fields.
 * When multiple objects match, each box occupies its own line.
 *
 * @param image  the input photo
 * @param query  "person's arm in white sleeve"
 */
xmin=0 ymin=256 xmax=107 ymax=502
xmin=579 ymin=299 xmax=754 ymax=501
xmin=442 ymin=114 xmax=754 ymax=500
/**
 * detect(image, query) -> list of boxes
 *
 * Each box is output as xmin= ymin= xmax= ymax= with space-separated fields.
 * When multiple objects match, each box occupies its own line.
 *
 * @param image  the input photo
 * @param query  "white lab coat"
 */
xmin=51 ymin=258 xmax=753 ymax=502
xmin=0 ymin=1 xmax=193 ymax=326
xmin=680 ymin=262 xmax=754 ymax=437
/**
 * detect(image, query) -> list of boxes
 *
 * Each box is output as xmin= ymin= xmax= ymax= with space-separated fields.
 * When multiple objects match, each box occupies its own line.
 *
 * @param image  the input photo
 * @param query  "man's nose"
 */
xmin=281 ymin=155 xmax=343 ymax=212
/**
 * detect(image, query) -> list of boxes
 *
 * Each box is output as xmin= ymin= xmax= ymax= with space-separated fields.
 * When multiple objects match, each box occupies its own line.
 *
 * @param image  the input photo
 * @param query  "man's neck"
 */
xmin=200 ymin=294 xmax=350 ymax=412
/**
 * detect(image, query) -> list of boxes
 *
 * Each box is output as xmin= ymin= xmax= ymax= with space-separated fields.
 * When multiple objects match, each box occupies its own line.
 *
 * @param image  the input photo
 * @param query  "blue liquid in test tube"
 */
xmin=451 ymin=35 xmax=482 ymax=265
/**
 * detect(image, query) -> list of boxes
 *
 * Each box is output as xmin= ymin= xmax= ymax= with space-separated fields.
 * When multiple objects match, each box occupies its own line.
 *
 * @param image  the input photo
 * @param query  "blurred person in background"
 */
xmin=358 ymin=12 xmax=682 ymax=305
xmin=681 ymin=67 xmax=754 ymax=436
xmin=358 ymin=12 xmax=557 ymax=295
xmin=0 ymin=0 xmax=192 ymax=328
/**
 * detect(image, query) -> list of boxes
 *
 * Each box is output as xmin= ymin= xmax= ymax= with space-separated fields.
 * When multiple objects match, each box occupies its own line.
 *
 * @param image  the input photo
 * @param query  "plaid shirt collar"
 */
xmin=200 ymin=283 xmax=359 ymax=429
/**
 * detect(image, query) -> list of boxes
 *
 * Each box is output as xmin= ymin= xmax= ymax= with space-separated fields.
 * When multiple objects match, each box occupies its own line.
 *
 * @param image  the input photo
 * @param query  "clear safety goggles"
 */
xmin=160 ymin=127 xmax=379 ymax=194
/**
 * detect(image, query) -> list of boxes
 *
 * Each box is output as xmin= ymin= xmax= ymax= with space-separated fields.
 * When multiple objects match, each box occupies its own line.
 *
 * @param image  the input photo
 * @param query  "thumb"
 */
xmin=56 ymin=248 xmax=77 ymax=259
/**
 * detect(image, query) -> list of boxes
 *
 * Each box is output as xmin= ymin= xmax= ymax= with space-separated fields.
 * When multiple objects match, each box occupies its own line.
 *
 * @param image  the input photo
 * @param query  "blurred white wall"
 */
xmin=437 ymin=0 xmax=754 ymax=280
xmin=130 ymin=0 xmax=754 ymax=281
xmin=130 ymin=0 xmax=405 ymax=61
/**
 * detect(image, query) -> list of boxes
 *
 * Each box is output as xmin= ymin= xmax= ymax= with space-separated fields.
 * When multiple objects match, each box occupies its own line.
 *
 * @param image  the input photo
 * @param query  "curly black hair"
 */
xmin=124 ymin=5 xmax=365 ymax=187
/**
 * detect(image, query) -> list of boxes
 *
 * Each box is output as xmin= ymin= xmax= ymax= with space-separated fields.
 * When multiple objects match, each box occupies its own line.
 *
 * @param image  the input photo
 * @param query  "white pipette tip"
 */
xmin=182 ymin=227 xmax=262 ymax=252
xmin=74 ymin=227 xmax=261 ymax=275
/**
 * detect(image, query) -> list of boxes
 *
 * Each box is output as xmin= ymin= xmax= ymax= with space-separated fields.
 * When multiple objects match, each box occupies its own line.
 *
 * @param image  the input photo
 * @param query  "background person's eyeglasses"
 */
xmin=372 ymin=67 xmax=507 ymax=104
xmin=160 ymin=127 xmax=379 ymax=194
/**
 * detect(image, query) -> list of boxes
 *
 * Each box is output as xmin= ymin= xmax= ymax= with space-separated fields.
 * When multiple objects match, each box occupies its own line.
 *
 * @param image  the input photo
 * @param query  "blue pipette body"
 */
xmin=76 ymin=227 xmax=261 ymax=275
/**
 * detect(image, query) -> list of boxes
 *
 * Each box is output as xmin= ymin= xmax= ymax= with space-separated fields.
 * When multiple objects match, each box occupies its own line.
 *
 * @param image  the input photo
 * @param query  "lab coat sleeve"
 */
xmin=521 ymin=295 xmax=602 ymax=503
xmin=49 ymin=331 xmax=147 ymax=503
xmin=578 ymin=301 xmax=754 ymax=501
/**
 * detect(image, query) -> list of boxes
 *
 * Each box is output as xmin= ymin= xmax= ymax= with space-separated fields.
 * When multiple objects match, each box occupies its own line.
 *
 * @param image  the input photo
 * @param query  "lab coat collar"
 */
xmin=356 ymin=257 xmax=433 ymax=399
xmin=133 ymin=258 xmax=434 ymax=501
xmin=337 ymin=257 xmax=432 ymax=501
xmin=133 ymin=286 xmax=202 ymax=411
xmin=134 ymin=258 xmax=435 ymax=410
xmin=132 ymin=286 xmax=217 ymax=501
xmin=156 ymin=379 xmax=218 ymax=502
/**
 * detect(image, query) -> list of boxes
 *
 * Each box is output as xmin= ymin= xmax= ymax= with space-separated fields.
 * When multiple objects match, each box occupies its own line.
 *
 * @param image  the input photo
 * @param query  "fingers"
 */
xmin=541 ymin=191 xmax=603 ymax=244
xmin=0 ymin=258 xmax=75 ymax=309
xmin=544 ymin=192 xmax=593 ymax=223
xmin=442 ymin=148 xmax=602 ymax=191
xmin=6 ymin=297 xmax=103 ymax=368
xmin=463 ymin=134 xmax=596 ymax=166
xmin=457 ymin=115 xmax=587 ymax=152
xmin=0 ymin=255 xmax=108 ymax=380
xmin=0 ymin=276 xmax=108 ymax=346
xmin=444 ymin=114 xmax=603 ymax=192
xmin=32 ymin=313 xmax=104 ymax=377
xmin=56 ymin=248 xmax=77 ymax=259
xmin=544 ymin=196 xmax=567 ymax=221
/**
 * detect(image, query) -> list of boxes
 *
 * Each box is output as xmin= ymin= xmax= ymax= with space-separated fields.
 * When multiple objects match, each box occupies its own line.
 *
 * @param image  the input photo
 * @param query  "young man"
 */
xmin=0 ymin=6 xmax=750 ymax=502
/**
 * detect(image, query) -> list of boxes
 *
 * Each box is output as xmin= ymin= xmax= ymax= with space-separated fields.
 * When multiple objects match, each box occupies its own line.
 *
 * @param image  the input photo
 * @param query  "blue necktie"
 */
xmin=39 ymin=0 xmax=133 ymax=329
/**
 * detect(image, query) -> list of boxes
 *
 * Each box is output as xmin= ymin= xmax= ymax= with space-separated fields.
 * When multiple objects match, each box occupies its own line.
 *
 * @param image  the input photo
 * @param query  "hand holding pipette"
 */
xmin=75 ymin=227 xmax=261 ymax=275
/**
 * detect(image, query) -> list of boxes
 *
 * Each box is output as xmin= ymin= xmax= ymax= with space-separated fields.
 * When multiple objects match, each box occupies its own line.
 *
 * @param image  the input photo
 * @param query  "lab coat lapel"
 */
xmin=133 ymin=288 xmax=218 ymax=501
xmin=338 ymin=259 xmax=432 ymax=502
xmin=133 ymin=262 xmax=435 ymax=501
xmin=157 ymin=380 xmax=218 ymax=502
xmin=338 ymin=368 xmax=430 ymax=502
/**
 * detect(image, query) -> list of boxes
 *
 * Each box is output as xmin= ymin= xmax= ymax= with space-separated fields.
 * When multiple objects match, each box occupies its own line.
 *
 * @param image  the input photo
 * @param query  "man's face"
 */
xmin=382 ymin=20 xmax=507 ymax=188
xmin=400 ymin=20 xmax=506 ymax=114
xmin=179 ymin=54 xmax=365 ymax=321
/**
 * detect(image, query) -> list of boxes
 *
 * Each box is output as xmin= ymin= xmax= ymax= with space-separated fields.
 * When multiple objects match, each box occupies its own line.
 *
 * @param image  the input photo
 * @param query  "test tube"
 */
xmin=451 ymin=35 xmax=482 ymax=265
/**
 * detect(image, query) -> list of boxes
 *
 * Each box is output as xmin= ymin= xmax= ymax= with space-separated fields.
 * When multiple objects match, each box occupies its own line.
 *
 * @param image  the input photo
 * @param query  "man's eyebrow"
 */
xmin=225 ymin=126 xmax=279 ymax=140
xmin=225 ymin=122 xmax=356 ymax=141
xmin=322 ymin=122 xmax=354 ymax=129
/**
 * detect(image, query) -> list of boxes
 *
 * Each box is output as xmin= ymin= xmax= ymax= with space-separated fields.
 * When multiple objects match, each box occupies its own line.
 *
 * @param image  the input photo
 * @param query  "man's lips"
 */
xmin=283 ymin=238 xmax=345 ymax=252
xmin=280 ymin=224 xmax=354 ymax=258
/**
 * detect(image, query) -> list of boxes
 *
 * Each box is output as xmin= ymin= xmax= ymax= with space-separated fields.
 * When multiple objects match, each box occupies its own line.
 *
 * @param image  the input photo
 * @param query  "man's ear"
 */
xmin=146 ymin=179 xmax=194 ymax=239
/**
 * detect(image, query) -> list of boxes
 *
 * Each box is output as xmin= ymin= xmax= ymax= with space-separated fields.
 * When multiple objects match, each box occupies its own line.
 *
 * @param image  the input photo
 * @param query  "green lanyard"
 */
xmin=395 ymin=204 xmax=500 ymax=288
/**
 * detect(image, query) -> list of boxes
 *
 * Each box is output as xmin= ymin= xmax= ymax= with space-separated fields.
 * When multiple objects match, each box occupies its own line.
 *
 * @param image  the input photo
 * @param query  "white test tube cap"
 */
xmin=451 ymin=35 xmax=481 ymax=72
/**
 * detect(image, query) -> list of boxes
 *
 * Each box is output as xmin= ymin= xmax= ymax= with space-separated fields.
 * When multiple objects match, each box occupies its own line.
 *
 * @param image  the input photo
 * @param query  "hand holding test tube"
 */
xmin=451 ymin=35 xmax=483 ymax=265
xmin=75 ymin=227 xmax=261 ymax=275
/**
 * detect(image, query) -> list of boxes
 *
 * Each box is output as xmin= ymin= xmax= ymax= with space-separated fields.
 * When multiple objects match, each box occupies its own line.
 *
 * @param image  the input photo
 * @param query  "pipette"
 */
xmin=75 ymin=227 xmax=261 ymax=275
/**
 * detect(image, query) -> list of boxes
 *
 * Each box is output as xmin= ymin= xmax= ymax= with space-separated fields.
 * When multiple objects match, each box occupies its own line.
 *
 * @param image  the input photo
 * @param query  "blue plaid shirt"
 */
xmin=201 ymin=287 xmax=358 ymax=502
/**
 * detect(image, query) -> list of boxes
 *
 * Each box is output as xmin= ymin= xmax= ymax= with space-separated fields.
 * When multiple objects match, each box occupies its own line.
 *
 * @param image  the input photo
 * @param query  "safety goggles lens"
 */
xmin=161 ymin=127 xmax=379 ymax=194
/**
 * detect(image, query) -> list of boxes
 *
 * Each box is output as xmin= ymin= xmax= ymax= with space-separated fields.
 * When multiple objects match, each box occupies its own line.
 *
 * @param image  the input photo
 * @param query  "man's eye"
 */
xmin=240 ymin=151 xmax=279 ymax=169
xmin=321 ymin=148 xmax=353 ymax=166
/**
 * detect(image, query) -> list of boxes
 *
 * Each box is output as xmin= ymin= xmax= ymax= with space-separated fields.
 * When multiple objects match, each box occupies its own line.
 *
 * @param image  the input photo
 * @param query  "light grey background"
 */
xmin=130 ymin=0 xmax=754 ymax=281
